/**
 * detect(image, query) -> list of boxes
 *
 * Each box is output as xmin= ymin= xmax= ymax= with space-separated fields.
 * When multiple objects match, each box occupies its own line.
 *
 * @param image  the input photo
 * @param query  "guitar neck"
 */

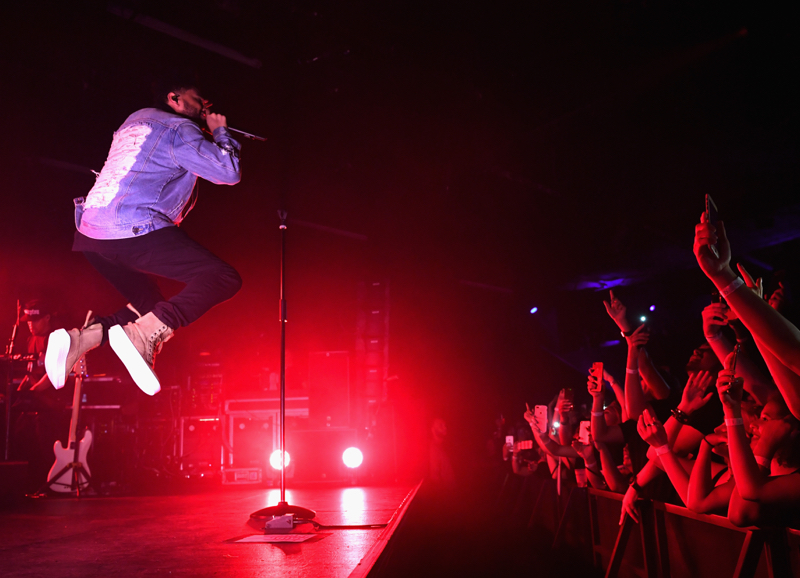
xmin=67 ymin=358 xmax=86 ymax=445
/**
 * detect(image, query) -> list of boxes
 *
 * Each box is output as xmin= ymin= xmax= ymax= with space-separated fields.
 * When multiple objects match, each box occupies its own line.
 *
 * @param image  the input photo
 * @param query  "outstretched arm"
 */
xmin=694 ymin=215 xmax=800 ymax=417
xmin=686 ymin=435 xmax=734 ymax=514
xmin=594 ymin=441 xmax=629 ymax=493
xmin=638 ymin=409 xmax=690 ymax=505
xmin=624 ymin=324 xmax=649 ymax=421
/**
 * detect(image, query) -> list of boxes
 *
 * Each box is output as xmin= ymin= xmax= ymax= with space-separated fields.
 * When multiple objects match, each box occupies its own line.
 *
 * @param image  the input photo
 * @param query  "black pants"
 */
xmin=82 ymin=227 xmax=242 ymax=333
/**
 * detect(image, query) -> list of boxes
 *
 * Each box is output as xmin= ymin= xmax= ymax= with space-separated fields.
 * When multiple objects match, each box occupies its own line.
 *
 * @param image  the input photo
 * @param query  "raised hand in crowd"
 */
xmin=523 ymin=403 xmax=540 ymax=433
xmin=604 ymin=290 xmax=633 ymax=334
xmin=686 ymin=425 xmax=736 ymax=515
xmin=555 ymin=388 xmax=575 ymax=445
xmin=637 ymin=408 xmax=692 ymax=505
xmin=694 ymin=212 xmax=800 ymax=417
xmin=571 ymin=438 xmax=606 ymax=489
xmin=588 ymin=365 xmax=618 ymax=444
xmin=716 ymin=350 xmax=800 ymax=525
xmin=702 ymin=290 xmax=777 ymax=405
xmin=680 ymin=370 xmax=715 ymax=415
xmin=702 ymin=302 xmax=732 ymax=341
xmin=734 ymin=263 xmax=800 ymax=416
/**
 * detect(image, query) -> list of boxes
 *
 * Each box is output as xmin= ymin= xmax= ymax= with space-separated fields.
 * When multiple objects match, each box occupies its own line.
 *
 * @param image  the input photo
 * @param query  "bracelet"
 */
xmin=629 ymin=477 xmax=643 ymax=493
xmin=720 ymin=277 xmax=745 ymax=298
xmin=754 ymin=455 xmax=770 ymax=468
xmin=702 ymin=437 xmax=715 ymax=449
xmin=705 ymin=332 xmax=724 ymax=341
xmin=725 ymin=417 xmax=744 ymax=427
xmin=671 ymin=408 xmax=691 ymax=425
xmin=655 ymin=444 xmax=671 ymax=456
xmin=626 ymin=368 xmax=638 ymax=375
xmin=591 ymin=411 xmax=605 ymax=417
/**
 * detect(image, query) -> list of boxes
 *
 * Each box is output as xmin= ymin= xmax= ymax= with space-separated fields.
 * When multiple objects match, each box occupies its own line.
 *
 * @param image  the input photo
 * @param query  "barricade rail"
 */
xmin=500 ymin=473 xmax=800 ymax=578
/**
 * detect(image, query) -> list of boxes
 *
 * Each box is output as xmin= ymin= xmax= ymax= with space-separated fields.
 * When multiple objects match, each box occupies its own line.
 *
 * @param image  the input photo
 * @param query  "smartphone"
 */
xmin=505 ymin=435 xmax=514 ymax=448
xmin=711 ymin=290 xmax=726 ymax=305
xmin=730 ymin=342 xmax=741 ymax=372
xmin=579 ymin=420 xmax=591 ymax=445
xmin=534 ymin=405 xmax=549 ymax=433
xmin=561 ymin=387 xmax=574 ymax=404
xmin=705 ymin=194 xmax=719 ymax=257
xmin=591 ymin=361 xmax=604 ymax=384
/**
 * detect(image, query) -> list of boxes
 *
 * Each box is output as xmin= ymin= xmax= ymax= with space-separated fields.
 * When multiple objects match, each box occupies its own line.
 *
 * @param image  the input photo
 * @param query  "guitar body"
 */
xmin=47 ymin=429 xmax=93 ymax=492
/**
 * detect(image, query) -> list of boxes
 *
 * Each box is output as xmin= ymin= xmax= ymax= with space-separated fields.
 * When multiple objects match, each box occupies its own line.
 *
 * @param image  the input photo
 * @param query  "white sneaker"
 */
xmin=44 ymin=324 xmax=102 ymax=388
xmin=108 ymin=312 xmax=173 ymax=396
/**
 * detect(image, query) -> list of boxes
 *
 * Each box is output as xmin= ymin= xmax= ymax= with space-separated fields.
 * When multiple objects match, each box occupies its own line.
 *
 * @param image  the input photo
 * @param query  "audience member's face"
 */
xmin=686 ymin=344 xmax=718 ymax=374
xmin=751 ymin=400 xmax=794 ymax=447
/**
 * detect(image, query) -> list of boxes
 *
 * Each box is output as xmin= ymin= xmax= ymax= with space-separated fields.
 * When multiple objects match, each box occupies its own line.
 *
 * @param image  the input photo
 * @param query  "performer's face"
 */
xmin=27 ymin=315 xmax=51 ymax=337
xmin=168 ymin=88 xmax=211 ymax=120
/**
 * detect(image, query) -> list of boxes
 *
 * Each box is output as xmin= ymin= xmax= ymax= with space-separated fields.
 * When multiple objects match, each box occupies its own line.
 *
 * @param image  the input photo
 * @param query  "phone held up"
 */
xmin=578 ymin=420 xmax=591 ymax=445
xmin=705 ymin=194 xmax=719 ymax=258
xmin=723 ymin=343 xmax=742 ymax=396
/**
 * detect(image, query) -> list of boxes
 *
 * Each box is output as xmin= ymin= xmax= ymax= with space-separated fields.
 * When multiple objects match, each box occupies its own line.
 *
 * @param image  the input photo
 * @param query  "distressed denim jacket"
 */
xmin=74 ymin=108 xmax=241 ymax=239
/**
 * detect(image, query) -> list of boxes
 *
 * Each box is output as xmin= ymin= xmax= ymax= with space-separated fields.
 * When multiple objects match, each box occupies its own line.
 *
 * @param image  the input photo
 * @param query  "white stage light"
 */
xmin=269 ymin=449 xmax=291 ymax=470
xmin=342 ymin=447 xmax=363 ymax=469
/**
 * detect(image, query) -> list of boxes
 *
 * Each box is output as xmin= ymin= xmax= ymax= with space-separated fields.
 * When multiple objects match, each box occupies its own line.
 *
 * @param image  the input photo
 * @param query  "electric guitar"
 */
xmin=47 ymin=356 xmax=92 ymax=492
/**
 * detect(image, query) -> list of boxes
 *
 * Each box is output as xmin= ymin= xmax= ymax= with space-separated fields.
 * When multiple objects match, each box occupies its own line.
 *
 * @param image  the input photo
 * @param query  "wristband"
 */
xmin=591 ymin=411 xmax=605 ymax=417
xmin=671 ymin=408 xmax=691 ymax=425
xmin=754 ymin=455 xmax=770 ymax=469
xmin=720 ymin=277 xmax=745 ymax=298
xmin=654 ymin=444 xmax=671 ymax=456
xmin=626 ymin=368 xmax=638 ymax=375
xmin=725 ymin=417 xmax=744 ymax=427
xmin=629 ymin=477 xmax=643 ymax=493
xmin=702 ymin=437 xmax=714 ymax=449
xmin=705 ymin=332 xmax=724 ymax=341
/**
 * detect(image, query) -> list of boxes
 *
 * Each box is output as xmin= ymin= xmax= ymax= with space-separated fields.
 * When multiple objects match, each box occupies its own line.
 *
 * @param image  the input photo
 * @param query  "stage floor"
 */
xmin=0 ymin=483 xmax=418 ymax=578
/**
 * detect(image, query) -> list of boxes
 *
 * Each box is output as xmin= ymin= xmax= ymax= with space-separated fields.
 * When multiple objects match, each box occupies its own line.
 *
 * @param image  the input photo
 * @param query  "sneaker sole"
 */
xmin=44 ymin=329 xmax=70 ymax=389
xmin=108 ymin=324 xmax=161 ymax=396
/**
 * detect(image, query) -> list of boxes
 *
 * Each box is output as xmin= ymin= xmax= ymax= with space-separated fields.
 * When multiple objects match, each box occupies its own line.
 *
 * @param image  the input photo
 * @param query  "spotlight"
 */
xmin=552 ymin=421 xmax=560 ymax=428
xmin=269 ymin=449 xmax=291 ymax=470
xmin=342 ymin=447 xmax=363 ymax=469
xmin=640 ymin=315 xmax=647 ymax=322
xmin=530 ymin=307 xmax=538 ymax=314
xmin=649 ymin=305 xmax=656 ymax=312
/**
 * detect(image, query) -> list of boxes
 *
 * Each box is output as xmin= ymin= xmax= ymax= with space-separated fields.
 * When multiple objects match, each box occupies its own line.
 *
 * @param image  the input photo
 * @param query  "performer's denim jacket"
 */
xmin=74 ymin=108 xmax=241 ymax=239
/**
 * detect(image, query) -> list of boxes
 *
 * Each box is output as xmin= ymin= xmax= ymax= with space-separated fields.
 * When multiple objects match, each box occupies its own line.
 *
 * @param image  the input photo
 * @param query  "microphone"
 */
xmin=201 ymin=125 xmax=267 ymax=142
xmin=227 ymin=126 xmax=267 ymax=142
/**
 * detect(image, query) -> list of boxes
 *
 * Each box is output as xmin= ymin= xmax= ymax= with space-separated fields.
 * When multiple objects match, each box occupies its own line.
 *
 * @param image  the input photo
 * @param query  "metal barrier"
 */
xmin=512 ymin=476 xmax=798 ymax=578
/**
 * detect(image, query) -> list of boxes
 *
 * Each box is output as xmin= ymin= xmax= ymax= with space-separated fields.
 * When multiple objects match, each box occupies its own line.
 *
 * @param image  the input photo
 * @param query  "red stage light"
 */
xmin=342 ymin=447 xmax=363 ymax=469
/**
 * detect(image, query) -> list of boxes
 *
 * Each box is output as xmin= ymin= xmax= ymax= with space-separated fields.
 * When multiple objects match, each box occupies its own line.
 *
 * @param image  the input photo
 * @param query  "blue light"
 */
xmin=649 ymin=305 xmax=656 ymax=312
xmin=530 ymin=307 xmax=538 ymax=314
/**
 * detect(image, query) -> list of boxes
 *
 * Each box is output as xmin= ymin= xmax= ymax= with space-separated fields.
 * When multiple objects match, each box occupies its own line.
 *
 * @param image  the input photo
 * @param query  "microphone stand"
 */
xmin=249 ymin=211 xmax=315 ymax=527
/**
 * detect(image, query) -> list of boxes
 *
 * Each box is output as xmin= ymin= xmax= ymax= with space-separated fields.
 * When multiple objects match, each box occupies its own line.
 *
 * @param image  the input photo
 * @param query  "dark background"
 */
xmin=1 ymin=1 xmax=798 ymax=478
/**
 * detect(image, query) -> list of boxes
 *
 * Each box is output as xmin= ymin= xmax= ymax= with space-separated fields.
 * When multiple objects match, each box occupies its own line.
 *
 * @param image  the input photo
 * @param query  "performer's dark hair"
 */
xmin=150 ymin=70 xmax=202 ymax=110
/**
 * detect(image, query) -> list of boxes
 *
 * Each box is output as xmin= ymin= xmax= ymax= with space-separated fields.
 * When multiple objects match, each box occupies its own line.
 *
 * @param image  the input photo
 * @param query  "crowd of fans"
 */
xmin=501 ymin=212 xmax=800 ymax=529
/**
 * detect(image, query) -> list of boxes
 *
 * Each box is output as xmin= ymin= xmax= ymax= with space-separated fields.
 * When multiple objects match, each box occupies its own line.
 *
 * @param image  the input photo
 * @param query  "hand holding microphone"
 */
xmin=205 ymin=112 xmax=228 ymax=133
